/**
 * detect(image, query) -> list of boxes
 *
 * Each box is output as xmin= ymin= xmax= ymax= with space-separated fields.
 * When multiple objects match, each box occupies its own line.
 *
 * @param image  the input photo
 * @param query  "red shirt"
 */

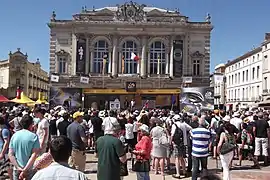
xmin=135 ymin=135 xmax=152 ymax=160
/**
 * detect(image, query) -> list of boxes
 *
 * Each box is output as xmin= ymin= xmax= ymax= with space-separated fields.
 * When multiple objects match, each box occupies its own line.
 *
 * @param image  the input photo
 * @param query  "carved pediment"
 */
xmin=56 ymin=49 xmax=69 ymax=56
xmin=190 ymin=51 xmax=204 ymax=58
xmin=95 ymin=8 xmax=115 ymax=15
xmin=146 ymin=9 xmax=165 ymax=16
xmin=114 ymin=1 xmax=147 ymax=22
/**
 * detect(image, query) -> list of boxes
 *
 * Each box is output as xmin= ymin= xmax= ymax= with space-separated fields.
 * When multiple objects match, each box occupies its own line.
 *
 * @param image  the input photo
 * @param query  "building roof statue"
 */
xmin=205 ymin=13 xmax=211 ymax=23
xmin=51 ymin=11 xmax=56 ymax=21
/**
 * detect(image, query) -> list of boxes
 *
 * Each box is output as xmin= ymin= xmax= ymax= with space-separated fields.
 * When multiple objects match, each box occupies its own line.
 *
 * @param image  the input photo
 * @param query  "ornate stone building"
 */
xmin=0 ymin=49 xmax=49 ymax=99
xmin=48 ymin=2 xmax=213 ymax=108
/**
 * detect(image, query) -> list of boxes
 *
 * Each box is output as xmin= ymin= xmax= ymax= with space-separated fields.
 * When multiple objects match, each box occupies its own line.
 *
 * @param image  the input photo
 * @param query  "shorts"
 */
xmin=254 ymin=137 xmax=268 ymax=156
xmin=173 ymin=144 xmax=186 ymax=158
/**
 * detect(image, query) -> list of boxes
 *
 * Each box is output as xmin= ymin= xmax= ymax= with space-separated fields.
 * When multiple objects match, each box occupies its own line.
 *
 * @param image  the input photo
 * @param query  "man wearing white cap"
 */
xmin=230 ymin=112 xmax=242 ymax=131
xmin=96 ymin=111 xmax=126 ymax=180
xmin=170 ymin=114 xmax=192 ymax=178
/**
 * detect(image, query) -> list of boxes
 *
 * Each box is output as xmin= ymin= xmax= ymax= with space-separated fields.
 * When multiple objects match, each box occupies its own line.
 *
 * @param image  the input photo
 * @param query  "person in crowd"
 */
xmin=0 ymin=116 xmax=12 ymax=179
xmin=102 ymin=110 xmax=119 ymax=135
xmin=237 ymin=123 xmax=257 ymax=167
xmin=32 ymin=135 xmax=88 ymax=179
xmin=125 ymin=117 xmax=135 ymax=157
xmin=187 ymin=116 xmax=199 ymax=173
xmin=217 ymin=122 xmax=235 ymax=180
xmin=90 ymin=111 xmax=104 ymax=146
xmin=133 ymin=124 xmax=152 ymax=180
xmin=8 ymin=114 xmax=40 ymax=180
xmin=47 ymin=112 xmax=57 ymax=140
xmin=67 ymin=111 xmax=87 ymax=172
xmin=171 ymin=114 xmax=192 ymax=178
xmin=34 ymin=107 xmax=50 ymax=154
xmin=9 ymin=110 xmax=23 ymax=133
xmin=191 ymin=118 xmax=211 ymax=180
xmin=150 ymin=119 xmax=168 ymax=176
xmin=230 ymin=112 xmax=242 ymax=131
xmin=96 ymin=113 xmax=126 ymax=180
xmin=210 ymin=110 xmax=221 ymax=159
xmin=253 ymin=112 xmax=269 ymax=166
xmin=57 ymin=112 xmax=71 ymax=136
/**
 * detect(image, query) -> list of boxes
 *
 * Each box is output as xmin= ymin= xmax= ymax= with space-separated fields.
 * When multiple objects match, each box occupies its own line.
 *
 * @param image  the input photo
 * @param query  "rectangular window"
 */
xmin=58 ymin=57 xmax=67 ymax=74
xmin=238 ymin=72 xmax=240 ymax=83
xmin=257 ymin=66 xmax=260 ymax=79
xmin=252 ymin=67 xmax=255 ymax=80
xmin=242 ymin=71 xmax=245 ymax=82
xmin=235 ymin=74 xmax=237 ymax=84
xmin=16 ymin=78 xmax=20 ymax=85
xmin=232 ymin=75 xmax=234 ymax=85
xmin=265 ymin=77 xmax=268 ymax=90
xmin=246 ymin=70 xmax=248 ymax=81
xmin=193 ymin=59 xmax=200 ymax=76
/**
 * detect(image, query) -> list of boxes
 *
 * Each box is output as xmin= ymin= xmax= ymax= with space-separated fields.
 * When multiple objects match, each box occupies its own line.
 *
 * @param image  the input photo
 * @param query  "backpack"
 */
xmin=172 ymin=123 xmax=184 ymax=146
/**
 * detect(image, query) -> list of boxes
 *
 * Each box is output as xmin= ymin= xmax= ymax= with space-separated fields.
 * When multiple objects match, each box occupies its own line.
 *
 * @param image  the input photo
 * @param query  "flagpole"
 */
xmin=102 ymin=54 xmax=107 ymax=88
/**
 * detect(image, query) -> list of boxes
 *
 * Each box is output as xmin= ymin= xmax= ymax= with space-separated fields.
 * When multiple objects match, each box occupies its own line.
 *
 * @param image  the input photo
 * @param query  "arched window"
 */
xmin=149 ymin=41 xmax=166 ymax=74
xmin=93 ymin=40 xmax=109 ymax=73
xmin=122 ymin=41 xmax=137 ymax=74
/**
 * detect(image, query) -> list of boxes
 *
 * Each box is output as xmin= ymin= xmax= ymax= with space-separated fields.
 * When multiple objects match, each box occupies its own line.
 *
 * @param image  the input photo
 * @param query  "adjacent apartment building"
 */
xmin=47 ymin=2 xmax=213 ymax=108
xmin=210 ymin=64 xmax=226 ymax=109
xmin=225 ymin=47 xmax=262 ymax=110
xmin=0 ymin=48 xmax=49 ymax=99
xmin=262 ymin=33 xmax=270 ymax=102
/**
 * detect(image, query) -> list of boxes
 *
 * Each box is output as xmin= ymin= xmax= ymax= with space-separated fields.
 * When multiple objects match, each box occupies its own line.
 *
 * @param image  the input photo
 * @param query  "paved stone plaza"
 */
xmin=85 ymin=152 xmax=270 ymax=180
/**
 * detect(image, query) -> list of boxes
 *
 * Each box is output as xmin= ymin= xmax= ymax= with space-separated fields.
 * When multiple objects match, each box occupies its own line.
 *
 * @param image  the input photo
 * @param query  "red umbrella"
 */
xmin=0 ymin=95 xmax=10 ymax=103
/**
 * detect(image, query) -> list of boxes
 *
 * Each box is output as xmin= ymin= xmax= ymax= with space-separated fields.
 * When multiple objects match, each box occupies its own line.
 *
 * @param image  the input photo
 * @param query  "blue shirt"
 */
xmin=0 ymin=128 xmax=10 ymax=153
xmin=191 ymin=127 xmax=211 ymax=157
xmin=9 ymin=129 xmax=40 ymax=168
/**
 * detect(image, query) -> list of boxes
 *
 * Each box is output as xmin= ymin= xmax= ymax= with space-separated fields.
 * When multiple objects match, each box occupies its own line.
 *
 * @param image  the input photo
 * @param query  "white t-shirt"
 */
xmin=125 ymin=123 xmax=134 ymax=140
xmin=36 ymin=118 xmax=50 ymax=144
xmin=171 ymin=121 xmax=192 ymax=146
xmin=102 ymin=116 xmax=118 ymax=134
xmin=88 ymin=120 xmax=93 ymax=134
xmin=230 ymin=117 xmax=242 ymax=130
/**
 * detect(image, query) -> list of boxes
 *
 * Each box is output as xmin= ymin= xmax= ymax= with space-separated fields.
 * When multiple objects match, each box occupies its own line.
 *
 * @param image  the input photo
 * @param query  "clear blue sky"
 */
xmin=0 ymin=0 xmax=269 ymax=73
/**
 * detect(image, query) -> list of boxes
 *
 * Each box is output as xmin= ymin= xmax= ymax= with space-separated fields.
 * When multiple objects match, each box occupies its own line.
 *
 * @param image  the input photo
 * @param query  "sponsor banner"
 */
xmin=173 ymin=40 xmax=183 ymax=77
xmin=76 ymin=38 xmax=86 ymax=74
xmin=49 ymin=87 xmax=82 ymax=108
xmin=180 ymin=87 xmax=214 ymax=114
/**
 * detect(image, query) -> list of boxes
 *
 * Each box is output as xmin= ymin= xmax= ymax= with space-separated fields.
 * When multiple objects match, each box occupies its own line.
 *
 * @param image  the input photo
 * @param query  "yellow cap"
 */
xmin=73 ymin=111 xmax=84 ymax=119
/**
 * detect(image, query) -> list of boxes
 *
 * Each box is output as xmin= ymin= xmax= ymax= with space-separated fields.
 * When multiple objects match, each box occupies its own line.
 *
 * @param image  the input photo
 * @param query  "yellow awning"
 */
xmin=11 ymin=92 xmax=35 ymax=104
xmin=83 ymin=88 xmax=181 ymax=95
xmin=35 ymin=99 xmax=49 ymax=105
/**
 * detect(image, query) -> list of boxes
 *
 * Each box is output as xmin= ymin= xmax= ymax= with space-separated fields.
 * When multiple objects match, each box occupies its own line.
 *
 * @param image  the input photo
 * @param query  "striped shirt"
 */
xmin=191 ymin=127 xmax=211 ymax=157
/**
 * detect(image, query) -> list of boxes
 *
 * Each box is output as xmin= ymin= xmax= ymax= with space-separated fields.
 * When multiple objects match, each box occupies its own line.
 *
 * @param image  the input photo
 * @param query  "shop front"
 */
xmin=83 ymin=88 xmax=180 ymax=110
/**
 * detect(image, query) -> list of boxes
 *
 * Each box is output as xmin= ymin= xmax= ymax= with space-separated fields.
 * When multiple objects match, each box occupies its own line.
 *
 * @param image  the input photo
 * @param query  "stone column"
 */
xmin=71 ymin=34 xmax=77 ymax=76
xmin=90 ymin=50 xmax=94 ymax=73
xmin=108 ymin=51 xmax=112 ymax=74
xmin=166 ymin=50 xmax=169 ymax=74
xmin=169 ymin=38 xmax=174 ymax=78
xmin=140 ymin=37 xmax=147 ymax=77
xmin=112 ymin=36 xmax=118 ymax=77
xmin=85 ymin=38 xmax=89 ymax=74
